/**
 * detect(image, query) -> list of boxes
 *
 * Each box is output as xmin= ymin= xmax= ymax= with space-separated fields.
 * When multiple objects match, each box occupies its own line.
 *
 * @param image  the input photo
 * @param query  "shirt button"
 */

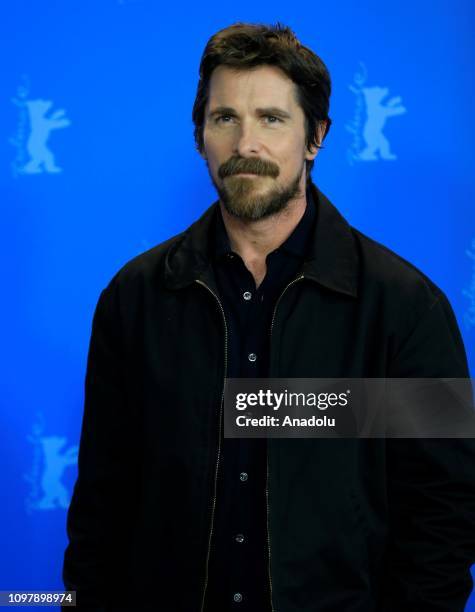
xmin=248 ymin=352 xmax=257 ymax=362
xmin=243 ymin=291 xmax=252 ymax=301
xmin=235 ymin=534 xmax=245 ymax=543
xmin=233 ymin=593 xmax=243 ymax=603
xmin=239 ymin=472 xmax=248 ymax=482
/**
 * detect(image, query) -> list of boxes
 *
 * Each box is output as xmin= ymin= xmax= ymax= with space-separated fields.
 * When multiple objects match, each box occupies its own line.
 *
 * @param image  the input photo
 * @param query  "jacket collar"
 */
xmin=163 ymin=181 xmax=358 ymax=298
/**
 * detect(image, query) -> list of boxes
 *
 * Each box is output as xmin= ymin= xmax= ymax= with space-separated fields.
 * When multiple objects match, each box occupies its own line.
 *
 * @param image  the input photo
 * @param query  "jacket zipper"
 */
xmin=267 ymin=274 xmax=305 ymax=612
xmin=195 ymin=279 xmax=228 ymax=612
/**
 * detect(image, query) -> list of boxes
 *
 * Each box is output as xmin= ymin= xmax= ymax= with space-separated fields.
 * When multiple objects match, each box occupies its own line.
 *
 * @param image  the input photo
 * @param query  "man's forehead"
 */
xmin=206 ymin=65 xmax=298 ymax=110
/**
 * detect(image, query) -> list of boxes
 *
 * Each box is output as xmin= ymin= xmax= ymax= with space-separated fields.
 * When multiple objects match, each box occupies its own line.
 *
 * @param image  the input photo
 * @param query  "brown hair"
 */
xmin=192 ymin=22 xmax=332 ymax=182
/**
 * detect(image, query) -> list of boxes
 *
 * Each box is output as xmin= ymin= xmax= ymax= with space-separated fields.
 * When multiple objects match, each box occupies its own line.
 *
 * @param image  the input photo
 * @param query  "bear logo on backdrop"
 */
xmin=346 ymin=62 xmax=407 ymax=164
xmin=463 ymin=237 xmax=475 ymax=332
xmin=10 ymin=76 xmax=71 ymax=177
xmin=24 ymin=413 xmax=78 ymax=513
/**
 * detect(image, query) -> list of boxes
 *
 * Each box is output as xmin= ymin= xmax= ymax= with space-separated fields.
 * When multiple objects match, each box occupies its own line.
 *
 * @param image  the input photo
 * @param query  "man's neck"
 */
xmin=218 ymin=191 xmax=308 ymax=288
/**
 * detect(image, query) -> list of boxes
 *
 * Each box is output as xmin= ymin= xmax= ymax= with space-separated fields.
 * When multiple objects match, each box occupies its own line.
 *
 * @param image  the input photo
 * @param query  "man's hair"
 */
xmin=192 ymin=22 xmax=332 ymax=182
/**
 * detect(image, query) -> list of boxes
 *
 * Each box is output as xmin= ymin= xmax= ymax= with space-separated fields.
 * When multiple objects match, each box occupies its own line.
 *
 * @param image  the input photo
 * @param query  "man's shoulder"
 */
xmin=103 ymin=202 xmax=216 ymax=296
xmin=104 ymin=230 xmax=187 ymax=295
xmin=350 ymin=225 xmax=445 ymax=311
xmin=315 ymin=185 xmax=445 ymax=312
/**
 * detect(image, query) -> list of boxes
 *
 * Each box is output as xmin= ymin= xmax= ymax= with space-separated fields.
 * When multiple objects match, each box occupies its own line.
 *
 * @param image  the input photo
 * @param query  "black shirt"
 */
xmin=204 ymin=185 xmax=317 ymax=612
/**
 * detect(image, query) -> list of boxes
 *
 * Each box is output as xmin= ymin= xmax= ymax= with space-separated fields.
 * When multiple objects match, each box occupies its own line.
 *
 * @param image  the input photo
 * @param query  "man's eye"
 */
xmin=215 ymin=114 xmax=282 ymax=124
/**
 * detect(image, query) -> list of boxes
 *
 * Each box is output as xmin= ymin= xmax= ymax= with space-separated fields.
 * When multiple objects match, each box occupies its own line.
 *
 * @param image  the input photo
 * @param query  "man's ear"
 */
xmin=316 ymin=120 xmax=327 ymax=147
xmin=306 ymin=120 xmax=327 ymax=159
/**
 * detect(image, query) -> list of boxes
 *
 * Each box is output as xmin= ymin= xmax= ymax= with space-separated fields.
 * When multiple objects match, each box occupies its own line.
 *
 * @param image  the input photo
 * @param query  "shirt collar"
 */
xmin=214 ymin=184 xmax=316 ymax=262
xmin=163 ymin=181 xmax=358 ymax=298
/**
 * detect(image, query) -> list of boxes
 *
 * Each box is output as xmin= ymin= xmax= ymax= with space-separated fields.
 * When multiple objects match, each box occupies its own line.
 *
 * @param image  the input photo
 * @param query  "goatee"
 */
xmin=209 ymin=156 xmax=305 ymax=221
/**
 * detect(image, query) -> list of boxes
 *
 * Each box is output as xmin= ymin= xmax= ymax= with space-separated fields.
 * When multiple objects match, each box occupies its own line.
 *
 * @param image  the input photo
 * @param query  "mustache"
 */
xmin=218 ymin=156 xmax=280 ymax=179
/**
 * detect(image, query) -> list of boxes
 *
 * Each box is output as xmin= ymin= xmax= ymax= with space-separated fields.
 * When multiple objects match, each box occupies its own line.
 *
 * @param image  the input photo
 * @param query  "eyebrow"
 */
xmin=208 ymin=106 xmax=292 ymax=119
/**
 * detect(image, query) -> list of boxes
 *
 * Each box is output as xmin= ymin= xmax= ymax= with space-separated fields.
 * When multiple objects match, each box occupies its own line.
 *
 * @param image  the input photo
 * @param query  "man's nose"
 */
xmin=232 ymin=121 xmax=262 ymax=157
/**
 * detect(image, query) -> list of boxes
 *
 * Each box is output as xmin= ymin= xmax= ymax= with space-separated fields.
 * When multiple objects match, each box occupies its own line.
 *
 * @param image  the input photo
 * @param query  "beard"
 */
xmin=208 ymin=155 xmax=305 ymax=222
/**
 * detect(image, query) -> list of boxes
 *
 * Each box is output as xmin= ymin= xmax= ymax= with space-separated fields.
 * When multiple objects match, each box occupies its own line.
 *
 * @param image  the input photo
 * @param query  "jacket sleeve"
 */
xmin=62 ymin=280 xmax=138 ymax=610
xmin=381 ymin=292 xmax=475 ymax=611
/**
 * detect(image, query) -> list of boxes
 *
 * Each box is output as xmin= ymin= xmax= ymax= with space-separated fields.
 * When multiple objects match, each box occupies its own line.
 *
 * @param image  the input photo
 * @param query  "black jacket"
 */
xmin=63 ymin=182 xmax=475 ymax=611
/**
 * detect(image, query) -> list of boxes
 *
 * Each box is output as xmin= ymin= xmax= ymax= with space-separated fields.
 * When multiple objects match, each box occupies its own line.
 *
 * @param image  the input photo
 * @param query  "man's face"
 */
xmin=201 ymin=64 xmax=320 ymax=221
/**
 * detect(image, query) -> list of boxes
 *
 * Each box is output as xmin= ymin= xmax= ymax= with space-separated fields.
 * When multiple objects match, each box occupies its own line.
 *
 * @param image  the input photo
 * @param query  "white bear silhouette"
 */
xmin=22 ymin=99 xmax=71 ymax=174
xmin=34 ymin=436 xmax=78 ymax=510
xmin=358 ymin=86 xmax=406 ymax=161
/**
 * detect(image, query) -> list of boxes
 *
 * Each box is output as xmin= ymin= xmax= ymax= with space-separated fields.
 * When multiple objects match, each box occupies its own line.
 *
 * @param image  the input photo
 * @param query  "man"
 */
xmin=63 ymin=22 xmax=475 ymax=612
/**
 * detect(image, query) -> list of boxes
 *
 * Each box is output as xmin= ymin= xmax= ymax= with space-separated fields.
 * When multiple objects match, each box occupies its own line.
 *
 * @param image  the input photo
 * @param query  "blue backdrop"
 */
xmin=1 ymin=0 xmax=474 ymax=608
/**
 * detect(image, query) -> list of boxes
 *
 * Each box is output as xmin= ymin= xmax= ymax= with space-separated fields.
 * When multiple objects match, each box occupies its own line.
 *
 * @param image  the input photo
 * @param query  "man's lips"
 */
xmin=230 ymin=172 xmax=262 ymax=177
